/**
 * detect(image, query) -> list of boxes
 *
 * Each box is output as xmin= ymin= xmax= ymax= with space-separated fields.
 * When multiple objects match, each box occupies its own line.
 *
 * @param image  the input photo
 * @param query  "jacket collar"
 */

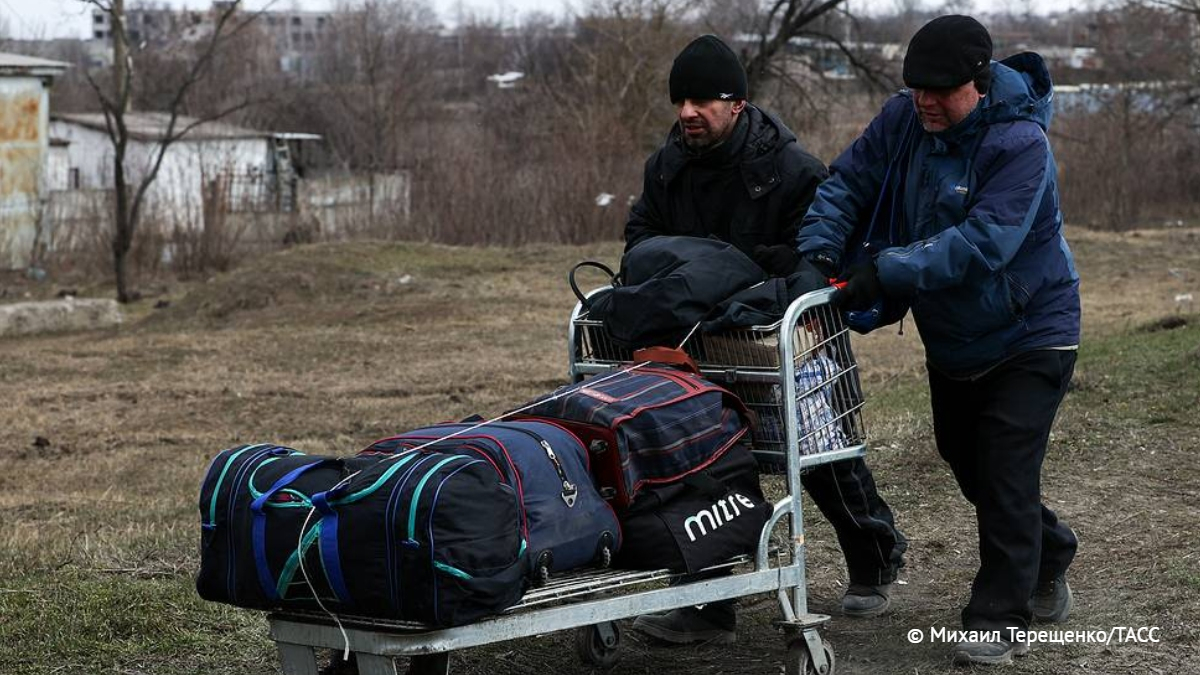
xmin=657 ymin=104 xmax=791 ymax=200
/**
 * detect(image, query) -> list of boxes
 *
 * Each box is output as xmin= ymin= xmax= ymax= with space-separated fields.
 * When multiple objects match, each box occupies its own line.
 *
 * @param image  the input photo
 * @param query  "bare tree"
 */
xmin=737 ymin=0 xmax=852 ymax=98
xmin=79 ymin=0 xmax=259 ymax=302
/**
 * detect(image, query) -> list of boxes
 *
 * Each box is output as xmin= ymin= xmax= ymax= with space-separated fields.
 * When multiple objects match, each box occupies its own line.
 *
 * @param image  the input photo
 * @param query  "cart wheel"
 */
xmin=785 ymin=639 xmax=835 ymax=675
xmin=575 ymin=621 xmax=621 ymax=669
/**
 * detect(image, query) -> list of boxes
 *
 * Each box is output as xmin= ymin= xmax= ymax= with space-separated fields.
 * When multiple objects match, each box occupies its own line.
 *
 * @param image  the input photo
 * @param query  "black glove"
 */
xmin=832 ymin=260 xmax=884 ymax=311
xmin=751 ymin=244 xmax=801 ymax=277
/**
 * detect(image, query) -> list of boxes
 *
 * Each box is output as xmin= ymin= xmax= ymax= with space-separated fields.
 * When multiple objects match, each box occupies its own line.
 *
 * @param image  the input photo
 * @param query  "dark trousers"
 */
xmin=802 ymin=456 xmax=907 ymax=585
xmin=928 ymin=349 xmax=1078 ymax=634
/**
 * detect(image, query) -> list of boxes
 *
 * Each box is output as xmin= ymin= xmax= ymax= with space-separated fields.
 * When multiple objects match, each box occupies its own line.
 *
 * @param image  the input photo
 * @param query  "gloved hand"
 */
xmin=751 ymin=244 xmax=801 ymax=277
xmin=832 ymin=260 xmax=884 ymax=310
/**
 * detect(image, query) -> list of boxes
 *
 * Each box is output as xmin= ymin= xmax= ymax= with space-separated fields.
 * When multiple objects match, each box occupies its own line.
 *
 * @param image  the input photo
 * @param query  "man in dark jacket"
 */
xmin=628 ymin=34 xmax=907 ymax=646
xmin=797 ymin=16 xmax=1080 ymax=665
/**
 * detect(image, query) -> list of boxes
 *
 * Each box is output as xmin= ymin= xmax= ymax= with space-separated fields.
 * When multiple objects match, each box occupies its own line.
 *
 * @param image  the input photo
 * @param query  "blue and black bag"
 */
xmin=196 ymin=444 xmax=527 ymax=627
xmin=365 ymin=419 xmax=621 ymax=581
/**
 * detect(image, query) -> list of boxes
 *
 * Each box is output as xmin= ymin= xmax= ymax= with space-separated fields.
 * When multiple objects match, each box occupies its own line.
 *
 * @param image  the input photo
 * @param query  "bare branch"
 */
xmin=743 ymin=0 xmax=850 ymax=98
xmin=1148 ymin=0 xmax=1200 ymax=14
xmin=801 ymin=29 xmax=896 ymax=93
xmin=129 ymin=95 xmax=262 ymax=230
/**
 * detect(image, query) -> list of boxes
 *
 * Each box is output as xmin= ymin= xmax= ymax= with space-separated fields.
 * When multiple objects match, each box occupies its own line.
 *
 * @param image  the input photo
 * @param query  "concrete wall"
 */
xmin=0 ymin=76 xmax=50 ymax=269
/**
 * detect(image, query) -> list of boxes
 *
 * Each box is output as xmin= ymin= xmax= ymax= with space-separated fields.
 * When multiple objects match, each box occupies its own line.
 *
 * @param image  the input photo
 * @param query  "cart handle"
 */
xmin=569 ymin=261 xmax=618 ymax=310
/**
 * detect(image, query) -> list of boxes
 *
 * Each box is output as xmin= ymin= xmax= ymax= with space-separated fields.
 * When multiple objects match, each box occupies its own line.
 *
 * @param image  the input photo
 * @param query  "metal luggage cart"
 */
xmin=267 ymin=287 xmax=865 ymax=675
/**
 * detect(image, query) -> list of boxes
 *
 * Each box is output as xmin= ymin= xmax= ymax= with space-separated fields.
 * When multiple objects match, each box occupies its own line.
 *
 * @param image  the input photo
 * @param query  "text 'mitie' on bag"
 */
xmin=616 ymin=442 xmax=771 ymax=573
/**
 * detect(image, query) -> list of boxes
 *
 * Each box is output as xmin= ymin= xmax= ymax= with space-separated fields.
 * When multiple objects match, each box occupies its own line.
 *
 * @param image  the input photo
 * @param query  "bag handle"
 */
xmin=632 ymin=346 xmax=700 ymax=374
xmin=569 ymin=261 xmax=617 ymax=310
xmin=310 ymin=489 xmax=353 ymax=604
xmin=250 ymin=458 xmax=342 ymax=601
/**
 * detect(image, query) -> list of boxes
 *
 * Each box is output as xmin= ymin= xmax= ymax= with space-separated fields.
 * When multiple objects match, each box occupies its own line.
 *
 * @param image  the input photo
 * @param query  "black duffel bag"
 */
xmin=197 ymin=444 xmax=528 ymax=627
xmin=614 ymin=443 xmax=771 ymax=574
xmin=571 ymin=236 xmax=766 ymax=350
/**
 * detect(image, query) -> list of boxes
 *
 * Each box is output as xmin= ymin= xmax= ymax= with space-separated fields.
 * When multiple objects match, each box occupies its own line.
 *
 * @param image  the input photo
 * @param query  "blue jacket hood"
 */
xmin=796 ymin=49 xmax=1078 ymax=376
xmin=981 ymin=52 xmax=1054 ymax=130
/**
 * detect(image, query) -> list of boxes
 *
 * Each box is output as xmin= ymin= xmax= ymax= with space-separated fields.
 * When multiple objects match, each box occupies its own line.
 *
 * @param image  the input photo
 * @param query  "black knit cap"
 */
xmin=669 ymin=35 xmax=748 ymax=103
xmin=903 ymin=15 xmax=993 ymax=89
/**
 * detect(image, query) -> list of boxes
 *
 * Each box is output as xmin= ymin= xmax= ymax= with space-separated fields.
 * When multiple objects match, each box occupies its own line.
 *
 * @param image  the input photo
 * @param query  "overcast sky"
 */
xmin=2 ymin=0 xmax=1088 ymax=41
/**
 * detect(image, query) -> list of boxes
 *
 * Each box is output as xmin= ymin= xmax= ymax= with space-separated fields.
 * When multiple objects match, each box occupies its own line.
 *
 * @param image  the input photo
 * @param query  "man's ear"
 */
xmin=732 ymin=100 xmax=748 ymax=114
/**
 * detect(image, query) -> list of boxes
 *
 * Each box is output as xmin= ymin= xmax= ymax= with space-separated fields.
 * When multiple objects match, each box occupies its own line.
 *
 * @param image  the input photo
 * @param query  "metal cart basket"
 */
xmin=267 ymin=287 xmax=866 ymax=675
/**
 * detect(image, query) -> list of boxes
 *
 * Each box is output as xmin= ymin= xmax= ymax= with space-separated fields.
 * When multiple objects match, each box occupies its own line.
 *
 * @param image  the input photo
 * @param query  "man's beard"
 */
xmin=682 ymin=127 xmax=717 ymax=150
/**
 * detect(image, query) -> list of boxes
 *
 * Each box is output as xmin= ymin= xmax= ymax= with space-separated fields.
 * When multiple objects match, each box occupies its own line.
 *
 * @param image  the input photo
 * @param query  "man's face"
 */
xmin=675 ymin=98 xmax=746 ymax=149
xmin=911 ymin=82 xmax=984 ymax=132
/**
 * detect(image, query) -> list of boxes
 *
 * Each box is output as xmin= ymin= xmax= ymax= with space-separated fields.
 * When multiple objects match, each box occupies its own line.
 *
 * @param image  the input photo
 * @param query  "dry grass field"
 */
xmin=1 ymin=226 xmax=1198 ymax=675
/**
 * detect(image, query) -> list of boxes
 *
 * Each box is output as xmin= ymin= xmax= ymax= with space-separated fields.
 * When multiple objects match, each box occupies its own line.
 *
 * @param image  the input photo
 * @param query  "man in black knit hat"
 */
xmin=627 ymin=34 xmax=907 ymax=646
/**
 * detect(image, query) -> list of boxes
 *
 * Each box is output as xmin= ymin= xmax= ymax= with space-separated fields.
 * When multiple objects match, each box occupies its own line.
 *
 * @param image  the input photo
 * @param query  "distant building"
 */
xmin=1039 ymin=46 xmax=1104 ymax=72
xmin=91 ymin=1 xmax=331 ymax=74
xmin=732 ymin=34 xmax=903 ymax=81
xmin=49 ymin=112 xmax=320 ymax=238
xmin=0 ymin=52 xmax=69 ymax=269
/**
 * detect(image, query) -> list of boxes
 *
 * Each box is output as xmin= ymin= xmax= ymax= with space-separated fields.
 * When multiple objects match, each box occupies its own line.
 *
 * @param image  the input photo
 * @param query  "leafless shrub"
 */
xmin=398 ymin=2 xmax=691 ymax=245
xmin=163 ymin=173 xmax=254 ymax=277
xmin=1055 ymin=89 xmax=1200 ymax=230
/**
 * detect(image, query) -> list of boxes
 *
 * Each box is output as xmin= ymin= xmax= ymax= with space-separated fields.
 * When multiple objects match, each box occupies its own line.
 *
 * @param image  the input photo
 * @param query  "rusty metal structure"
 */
xmin=0 ymin=53 xmax=69 ymax=270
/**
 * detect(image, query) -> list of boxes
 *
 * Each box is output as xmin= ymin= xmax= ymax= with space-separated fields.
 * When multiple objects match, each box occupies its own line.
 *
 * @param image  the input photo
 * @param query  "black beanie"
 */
xmin=903 ymin=15 xmax=993 ymax=89
xmin=669 ymin=35 xmax=748 ymax=103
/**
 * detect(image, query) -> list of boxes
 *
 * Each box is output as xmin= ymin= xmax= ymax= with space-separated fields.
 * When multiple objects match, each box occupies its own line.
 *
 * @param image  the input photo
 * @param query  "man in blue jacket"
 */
xmin=797 ymin=15 xmax=1080 ymax=665
xmin=628 ymin=34 xmax=907 ymax=646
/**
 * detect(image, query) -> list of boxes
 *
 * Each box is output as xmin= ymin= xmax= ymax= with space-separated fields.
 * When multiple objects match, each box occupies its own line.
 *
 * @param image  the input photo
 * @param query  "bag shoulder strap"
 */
xmin=632 ymin=346 xmax=699 ymax=374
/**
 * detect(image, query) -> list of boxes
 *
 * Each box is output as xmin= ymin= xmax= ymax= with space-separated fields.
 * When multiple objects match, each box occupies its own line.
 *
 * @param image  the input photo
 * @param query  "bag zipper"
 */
xmin=387 ymin=432 xmax=527 ymax=537
xmin=222 ymin=445 xmax=280 ymax=602
xmin=385 ymin=454 xmax=440 ymax=612
xmin=493 ymin=422 xmax=579 ymax=509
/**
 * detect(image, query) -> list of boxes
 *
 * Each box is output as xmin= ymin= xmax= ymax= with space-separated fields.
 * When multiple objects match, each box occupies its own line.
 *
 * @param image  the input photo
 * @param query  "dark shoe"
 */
xmin=952 ymin=639 xmax=1030 ymax=666
xmin=841 ymin=583 xmax=892 ymax=618
xmin=1032 ymin=574 xmax=1073 ymax=624
xmin=631 ymin=604 xmax=736 ymax=645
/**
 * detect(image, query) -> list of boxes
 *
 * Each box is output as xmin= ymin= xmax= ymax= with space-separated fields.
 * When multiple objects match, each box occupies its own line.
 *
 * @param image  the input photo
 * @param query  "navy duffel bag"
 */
xmin=196 ymin=443 xmax=527 ymax=627
xmin=366 ymin=419 xmax=622 ymax=580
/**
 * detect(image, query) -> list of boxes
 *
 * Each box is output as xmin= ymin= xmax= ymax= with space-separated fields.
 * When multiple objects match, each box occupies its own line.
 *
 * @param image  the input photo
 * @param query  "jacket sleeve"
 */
xmin=875 ymin=124 xmax=1052 ymax=295
xmin=795 ymin=97 xmax=905 ymax=263
xmin=779 ymin=150 xmax=828 ymax=246
xmin=624 ymin=154 xmax=666 ymax=253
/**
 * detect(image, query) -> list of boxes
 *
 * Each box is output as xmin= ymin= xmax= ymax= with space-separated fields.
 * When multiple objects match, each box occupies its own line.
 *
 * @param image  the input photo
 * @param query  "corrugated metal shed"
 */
xmin=0 ymin=52 xmax=69 ymax=269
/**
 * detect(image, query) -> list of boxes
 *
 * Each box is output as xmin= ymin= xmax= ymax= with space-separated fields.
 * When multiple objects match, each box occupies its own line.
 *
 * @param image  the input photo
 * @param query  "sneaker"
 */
xmin=951 ymin=639 xmax=1031 ymax=666
xmin=1032 ymin=574 xmax=1073 ymax=624
xmin=841 ymin=583 xmax=892 ymax=618
xmin=631 ymin=604 xmax=736 ymax=645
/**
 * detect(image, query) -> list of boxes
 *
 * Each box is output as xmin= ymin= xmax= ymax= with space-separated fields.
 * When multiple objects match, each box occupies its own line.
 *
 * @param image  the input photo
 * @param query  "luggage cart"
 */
xmin=267 ymin=287 xmax=865 ymax=675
